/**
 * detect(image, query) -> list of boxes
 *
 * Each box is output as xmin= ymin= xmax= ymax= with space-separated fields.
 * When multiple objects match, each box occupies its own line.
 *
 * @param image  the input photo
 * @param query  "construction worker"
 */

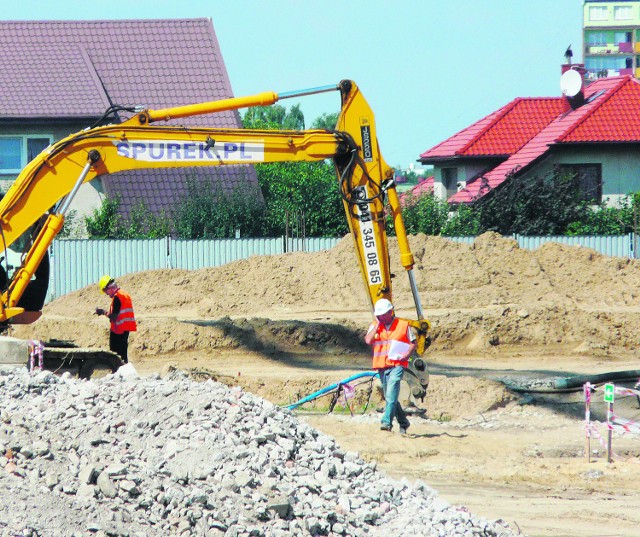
xmin=95 ymin=275 xmax=137 ymax=364
xmin=365 ymin=298 xmax=415 ymax=434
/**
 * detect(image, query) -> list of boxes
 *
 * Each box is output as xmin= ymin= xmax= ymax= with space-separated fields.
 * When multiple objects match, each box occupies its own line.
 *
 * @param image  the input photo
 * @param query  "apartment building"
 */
xmin=584 ymin=0 xmax=640 ymax=80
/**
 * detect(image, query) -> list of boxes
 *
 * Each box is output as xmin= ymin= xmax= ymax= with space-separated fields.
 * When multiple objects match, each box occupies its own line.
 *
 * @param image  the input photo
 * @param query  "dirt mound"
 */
xmin=12 ymin=232 xmax=640 ymax=356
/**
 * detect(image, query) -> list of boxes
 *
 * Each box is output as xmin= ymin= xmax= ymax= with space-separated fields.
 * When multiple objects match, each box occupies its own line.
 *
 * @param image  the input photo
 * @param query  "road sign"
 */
xmin=604 ymin=383 xmax=615 ymax=403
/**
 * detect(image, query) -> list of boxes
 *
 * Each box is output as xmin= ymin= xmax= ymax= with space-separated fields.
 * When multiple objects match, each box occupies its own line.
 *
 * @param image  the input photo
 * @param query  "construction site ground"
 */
xmin=11 ymin=232 xmax=640 ymax=537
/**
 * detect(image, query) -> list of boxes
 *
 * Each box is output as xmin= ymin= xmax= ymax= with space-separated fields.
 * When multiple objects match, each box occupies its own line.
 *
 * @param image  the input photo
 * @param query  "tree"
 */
xmin=311 ymin=113 xmax=339 ymax=130
xmin=172 ymin=178 xmax=266 ymax=239
xmin=474 ymin=170 xmax=593 ymax=235
xmin=120 ymin=201 xmax=171 ymax=239
xmin=241 ymin=106 xmax=348 ymax=237
xmin=442 ymin=203 xmax=482 ymax=236
xmin=85 ymin=197 xmax=123 ymax=238
xmin=256 ymin=161 xmax=347 ymax=237
xmin=566 ymin=192 xmax=640 ymax=235
xmin=58 ymin=210 xmax=83 ymax=238
xmin=387 ymin=192 xmax=449 ymax=236
xmin=242 ymin=104 xmax=305 ymax=130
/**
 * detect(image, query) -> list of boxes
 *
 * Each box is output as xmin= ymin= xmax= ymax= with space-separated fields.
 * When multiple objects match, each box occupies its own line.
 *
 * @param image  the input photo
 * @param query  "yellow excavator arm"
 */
xmin=0 ymin=80 xmax=430 ymax=354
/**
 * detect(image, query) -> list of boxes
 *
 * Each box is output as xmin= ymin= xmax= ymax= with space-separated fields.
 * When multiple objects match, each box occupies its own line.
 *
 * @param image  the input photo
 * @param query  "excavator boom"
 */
xmin=0 ymin=80 xmax=430 ymax=354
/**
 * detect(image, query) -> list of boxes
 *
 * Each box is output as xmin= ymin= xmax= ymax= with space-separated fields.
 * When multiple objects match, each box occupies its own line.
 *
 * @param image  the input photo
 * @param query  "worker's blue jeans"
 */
xmin=379 ymin=365 xmax=410 ymax=429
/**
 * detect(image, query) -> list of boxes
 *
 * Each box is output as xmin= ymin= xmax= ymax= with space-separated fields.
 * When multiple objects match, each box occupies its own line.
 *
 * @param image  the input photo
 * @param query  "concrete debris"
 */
xmin=0 ymin=366 xmax=519 ymax=536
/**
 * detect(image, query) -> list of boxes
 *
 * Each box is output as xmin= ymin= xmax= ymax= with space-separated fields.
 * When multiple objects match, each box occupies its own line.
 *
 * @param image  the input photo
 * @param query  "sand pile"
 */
xmin=12 ymin=232 xmax=640 ymax=356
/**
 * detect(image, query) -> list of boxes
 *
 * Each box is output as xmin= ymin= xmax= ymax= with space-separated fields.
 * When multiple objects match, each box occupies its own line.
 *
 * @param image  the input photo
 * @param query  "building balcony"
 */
xmin=586 ymin=43 xmax=634 ymax=54
xmin=585 ymin=67 xmax=634 ymax=80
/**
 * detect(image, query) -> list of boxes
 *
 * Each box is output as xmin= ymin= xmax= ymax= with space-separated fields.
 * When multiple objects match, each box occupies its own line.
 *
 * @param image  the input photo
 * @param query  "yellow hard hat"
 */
xmin=98 ymin=275 xmax=114 ymax=292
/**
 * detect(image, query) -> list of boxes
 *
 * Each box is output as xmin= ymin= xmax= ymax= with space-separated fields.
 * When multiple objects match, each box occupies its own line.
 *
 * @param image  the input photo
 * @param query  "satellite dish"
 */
xmin=560 ymin=69 xmax=583 ymax=97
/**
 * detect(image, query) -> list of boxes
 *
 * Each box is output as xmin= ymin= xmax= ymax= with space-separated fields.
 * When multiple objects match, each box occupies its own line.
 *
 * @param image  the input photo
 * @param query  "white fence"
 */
xmin=43 ymin=233 xmax=635 ymax=301
xmin=446 ymin=233 xmax=635 ymax=259
xmin=46 ymin=237 xmax=340 ymax=301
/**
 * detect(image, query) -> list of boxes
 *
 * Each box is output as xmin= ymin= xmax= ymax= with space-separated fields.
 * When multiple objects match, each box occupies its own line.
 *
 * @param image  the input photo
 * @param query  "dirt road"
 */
xmin=11 ymin=232 xmax=640 ymax=536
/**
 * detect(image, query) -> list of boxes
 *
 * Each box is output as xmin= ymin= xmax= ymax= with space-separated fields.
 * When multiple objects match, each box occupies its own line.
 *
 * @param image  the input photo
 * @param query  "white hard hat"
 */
xmin=374 ymin=298 xmax=394 ymax=316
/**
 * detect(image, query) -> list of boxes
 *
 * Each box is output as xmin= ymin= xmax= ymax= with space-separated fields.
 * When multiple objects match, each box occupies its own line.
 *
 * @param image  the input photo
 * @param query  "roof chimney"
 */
xmin=560 ymin=68 xmax=585 ymax=110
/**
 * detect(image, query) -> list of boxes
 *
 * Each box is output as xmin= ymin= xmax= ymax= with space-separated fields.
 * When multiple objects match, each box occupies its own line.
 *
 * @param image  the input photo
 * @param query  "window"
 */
xmin=585 ymin=56 xmax=627 ymax=70
xmin=614 ymin=31 xmax=632 ymax=44
xmin=441 ymin=167 xmax=458 ymax=191
xmin=557 ymin=164 xmax=602 ymax=203
xmin=589 ymin=6 xmax=608 ymax=21
xmin=0 ymin=138 xmax=21 ymax=173
xmin=614 ymin=5 xmax=632 ymax=20
xmin=0 ymin=135 xmax=52 ymax=174
xmin=587 ymin=31 xmax=607 ymax=46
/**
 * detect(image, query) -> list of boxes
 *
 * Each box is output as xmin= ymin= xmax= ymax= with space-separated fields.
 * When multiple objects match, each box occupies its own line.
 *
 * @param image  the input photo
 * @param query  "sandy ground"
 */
xmin=11 ymin=232 xmax=640 ymax=537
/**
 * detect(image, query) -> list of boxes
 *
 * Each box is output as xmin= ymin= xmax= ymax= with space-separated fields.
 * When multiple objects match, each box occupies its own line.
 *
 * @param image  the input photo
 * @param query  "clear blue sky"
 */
xmin=5 ymin=0 xmax=582 ymax=171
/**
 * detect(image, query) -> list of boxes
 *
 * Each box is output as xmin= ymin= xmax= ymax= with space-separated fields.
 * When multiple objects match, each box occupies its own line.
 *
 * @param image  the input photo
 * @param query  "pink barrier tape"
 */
xmin=584 ymin=421 xmax=610 ymax=450
xmin=585 ymin=381 xmax=640 ymax=462
xmin=341 ymin=383 xmax=355 ymax=404
xmin=613 ymin=386 xmax=640 ymax=398
xmin=584 ymin=382 xmax=621 ymax=461
xmin=609 ymin=414 xmax=640 ymax=435
xmin=584 ymin=383 xmax=592 ymax=439
xmin=27 ymin=340 xmax=44 ymax=372
xmin=589 ymin=384 xmax=640 ymax=398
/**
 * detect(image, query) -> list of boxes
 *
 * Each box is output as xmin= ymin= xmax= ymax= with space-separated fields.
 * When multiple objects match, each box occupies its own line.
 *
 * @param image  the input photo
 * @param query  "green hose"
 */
xmin=507 ymin=369 xmax=640 ymax=394
xmin=553 ymin=369 xmax=640 ymax=390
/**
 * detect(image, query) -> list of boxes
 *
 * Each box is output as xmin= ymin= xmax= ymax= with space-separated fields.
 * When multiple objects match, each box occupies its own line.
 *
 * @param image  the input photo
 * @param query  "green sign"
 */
xmin=604 ymin=383 xmax=615 ymax=403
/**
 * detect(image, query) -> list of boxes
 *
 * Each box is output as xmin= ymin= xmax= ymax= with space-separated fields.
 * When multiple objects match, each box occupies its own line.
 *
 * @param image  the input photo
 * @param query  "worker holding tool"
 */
xmin=365 ymin=298 xmax=415 ymax=434
xmin=95 ymin=275 xmax=137 ymax=364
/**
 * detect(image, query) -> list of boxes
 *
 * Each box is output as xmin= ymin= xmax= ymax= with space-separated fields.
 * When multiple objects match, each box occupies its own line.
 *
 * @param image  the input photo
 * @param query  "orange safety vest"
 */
xmin=110 ymin=289 xmax=137 ymax=335
xmin=369 ymin=317 xmax=412 ymax=369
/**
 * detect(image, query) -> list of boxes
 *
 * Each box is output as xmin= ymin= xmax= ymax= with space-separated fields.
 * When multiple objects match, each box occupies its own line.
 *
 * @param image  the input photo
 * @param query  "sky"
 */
xmin=5 ymin=0 xmax=583 ymax=171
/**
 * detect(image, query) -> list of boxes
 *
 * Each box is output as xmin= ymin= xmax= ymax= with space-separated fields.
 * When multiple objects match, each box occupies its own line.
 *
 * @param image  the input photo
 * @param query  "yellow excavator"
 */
xmin=0 ymin=80 xmax=430 ymax=391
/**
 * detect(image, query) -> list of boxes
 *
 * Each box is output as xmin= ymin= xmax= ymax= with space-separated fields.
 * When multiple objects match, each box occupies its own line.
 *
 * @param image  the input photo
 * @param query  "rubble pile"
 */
xmin=0 ymin=367 xmax=517 ymax=537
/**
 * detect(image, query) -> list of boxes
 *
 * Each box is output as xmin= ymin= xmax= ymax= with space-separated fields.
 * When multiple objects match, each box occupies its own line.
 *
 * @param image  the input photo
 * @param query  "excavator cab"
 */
xmin=0 ymin=222 xmax=49 ymax=325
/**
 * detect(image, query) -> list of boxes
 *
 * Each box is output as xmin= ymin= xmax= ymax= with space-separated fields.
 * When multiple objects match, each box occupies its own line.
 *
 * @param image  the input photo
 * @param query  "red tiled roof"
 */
xmin=0 ymin=19 xmax=260 ymax=219
xmin=560 ymin=76 xmax=640 ymax=142
xmin=398 ymin=176 xmax=434 ymax=203
xmin=448 ymin=76 xmax=634 ymax=203
xmin=410 ymin=176 xmax=434 ymax=196
xmin=420 ymin=98 xmax=569 ymax=159
xmin=465 ymin=98 xmax=569 ymax=155
xmin=419 ymin=105 xmax=509 ymax=159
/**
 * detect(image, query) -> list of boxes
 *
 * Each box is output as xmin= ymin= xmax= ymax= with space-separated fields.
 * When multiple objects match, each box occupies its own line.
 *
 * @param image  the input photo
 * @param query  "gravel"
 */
xmin=0 ymin=365 xmax=520 ymax=537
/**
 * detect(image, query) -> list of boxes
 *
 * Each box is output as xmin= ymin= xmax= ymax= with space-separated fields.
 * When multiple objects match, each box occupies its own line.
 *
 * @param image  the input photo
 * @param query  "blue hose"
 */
xmin=285 ymin=371 xmax=378 ymax=410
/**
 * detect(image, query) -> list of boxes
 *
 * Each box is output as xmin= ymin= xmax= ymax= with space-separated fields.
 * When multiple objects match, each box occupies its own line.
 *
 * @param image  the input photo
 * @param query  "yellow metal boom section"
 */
xmin=0 ymin=80 xmax=429 ymax=352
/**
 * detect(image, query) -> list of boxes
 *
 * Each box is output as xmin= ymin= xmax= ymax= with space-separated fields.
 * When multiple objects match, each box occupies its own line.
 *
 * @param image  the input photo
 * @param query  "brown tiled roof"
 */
xmin=0 ymin=19 xmax=260 ymax=219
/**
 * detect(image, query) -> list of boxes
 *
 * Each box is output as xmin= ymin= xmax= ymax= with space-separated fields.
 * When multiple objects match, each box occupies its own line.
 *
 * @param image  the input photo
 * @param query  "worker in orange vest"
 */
xmin=365 ymin=298 xmax=415 ymax=434
xmin=95 ymin=275 xmax=137 ymax=364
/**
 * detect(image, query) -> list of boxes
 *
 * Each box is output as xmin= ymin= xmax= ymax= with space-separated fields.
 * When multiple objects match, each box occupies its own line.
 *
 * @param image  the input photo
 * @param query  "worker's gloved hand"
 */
xmin=94 ymin=308 xmax=105 ymax=316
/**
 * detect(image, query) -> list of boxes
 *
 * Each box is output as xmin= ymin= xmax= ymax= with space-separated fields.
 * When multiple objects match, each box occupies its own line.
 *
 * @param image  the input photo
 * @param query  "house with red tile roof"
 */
xmin=0 ymin=19 xmax=260 ymax=227
xmin=419 ymin=75 xmax=640 ymax=206
xmin=399 ymin=176 xmax=434 ymax=200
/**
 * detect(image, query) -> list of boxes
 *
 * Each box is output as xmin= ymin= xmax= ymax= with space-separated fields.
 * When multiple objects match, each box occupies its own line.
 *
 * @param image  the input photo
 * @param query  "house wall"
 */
xmin=583 ymin=1 xmax=640 ymax=27
xmin=432 ymin=161 xmax=497 ymax=200
xmin=521 ymin=145 xmax=640 ymax=207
